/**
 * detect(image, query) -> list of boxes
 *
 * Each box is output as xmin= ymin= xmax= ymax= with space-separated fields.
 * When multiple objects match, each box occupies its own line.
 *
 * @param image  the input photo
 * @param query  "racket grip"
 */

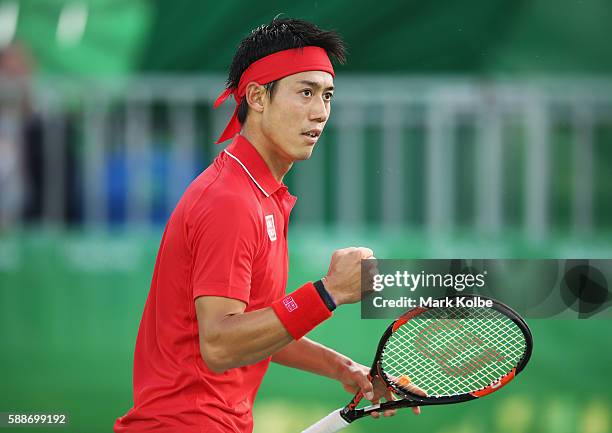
xmin=301 ymin=408 xmax=349 ymax=433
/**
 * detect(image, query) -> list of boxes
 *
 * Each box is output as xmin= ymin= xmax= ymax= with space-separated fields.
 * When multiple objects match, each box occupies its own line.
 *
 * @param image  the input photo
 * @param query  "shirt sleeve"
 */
xmin=187 ymin=193 xmax=261 ymax=304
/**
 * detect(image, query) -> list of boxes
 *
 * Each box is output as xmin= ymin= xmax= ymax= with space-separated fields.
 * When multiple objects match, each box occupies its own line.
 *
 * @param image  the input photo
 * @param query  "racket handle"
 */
xmin=301 ymin=408 xmax=350 ymax=433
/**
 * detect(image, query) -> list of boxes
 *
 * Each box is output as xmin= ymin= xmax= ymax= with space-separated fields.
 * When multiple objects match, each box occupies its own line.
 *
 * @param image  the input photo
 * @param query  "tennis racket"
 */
xmin=301 ymin=294 xmax=533 ymax=433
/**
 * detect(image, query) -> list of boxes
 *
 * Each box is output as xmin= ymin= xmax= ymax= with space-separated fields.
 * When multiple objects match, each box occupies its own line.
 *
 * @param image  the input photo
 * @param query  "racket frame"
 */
xmin=339 ymin=294 xmax=533 ymax=423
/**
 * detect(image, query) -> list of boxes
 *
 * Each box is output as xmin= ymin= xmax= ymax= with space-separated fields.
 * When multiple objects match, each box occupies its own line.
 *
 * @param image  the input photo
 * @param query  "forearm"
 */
xmin=201 ymin=305 xmax=293 ymax=372
xmin=271 ymin=337 xmax=353 ymax=380
xmin=198 ymin=281 xmax=336 ymax=373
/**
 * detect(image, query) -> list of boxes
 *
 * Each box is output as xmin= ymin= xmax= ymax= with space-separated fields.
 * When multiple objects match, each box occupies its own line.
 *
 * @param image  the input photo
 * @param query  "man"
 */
xmin=115 ymin=18 xmax=419 ymax=433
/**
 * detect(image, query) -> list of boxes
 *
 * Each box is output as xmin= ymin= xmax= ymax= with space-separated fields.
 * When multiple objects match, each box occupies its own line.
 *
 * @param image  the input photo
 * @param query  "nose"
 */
xmin=309 ymin=95 xmax=329 ymax=123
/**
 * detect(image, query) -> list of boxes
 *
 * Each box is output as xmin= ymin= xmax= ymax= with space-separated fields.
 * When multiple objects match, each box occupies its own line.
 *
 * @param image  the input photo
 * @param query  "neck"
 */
xmin=241 ymin=123 xmax=292 ymax=183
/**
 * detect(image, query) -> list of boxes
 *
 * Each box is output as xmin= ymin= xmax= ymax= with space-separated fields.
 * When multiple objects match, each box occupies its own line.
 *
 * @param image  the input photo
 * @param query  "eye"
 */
xmin=301 ymin=89 xmax=312 ymax=97
xmin=324 ymin=92 xmax=334 ymax=101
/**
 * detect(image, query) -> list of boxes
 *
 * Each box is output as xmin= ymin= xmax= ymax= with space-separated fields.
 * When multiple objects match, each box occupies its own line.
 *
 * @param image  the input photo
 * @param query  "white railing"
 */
xmin=1 ymin=76 xmax=610 ymax=237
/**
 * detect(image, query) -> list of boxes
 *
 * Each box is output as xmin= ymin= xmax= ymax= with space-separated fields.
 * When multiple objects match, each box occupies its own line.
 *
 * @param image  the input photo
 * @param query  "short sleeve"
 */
xmin=187 ymin=193 xmax=261 ymax=304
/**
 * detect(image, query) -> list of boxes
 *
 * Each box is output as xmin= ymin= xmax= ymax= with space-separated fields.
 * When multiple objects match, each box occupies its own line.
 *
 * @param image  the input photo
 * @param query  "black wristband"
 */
xmin=313 ymin=279 xmax=336 ymax=312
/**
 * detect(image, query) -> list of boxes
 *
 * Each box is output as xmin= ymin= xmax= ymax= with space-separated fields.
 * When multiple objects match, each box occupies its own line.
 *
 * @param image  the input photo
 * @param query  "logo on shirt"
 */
xmin=283 ymin=296 xmax=298 ymax=312
xmin=265 ymin=214 xmax=277 ymax=242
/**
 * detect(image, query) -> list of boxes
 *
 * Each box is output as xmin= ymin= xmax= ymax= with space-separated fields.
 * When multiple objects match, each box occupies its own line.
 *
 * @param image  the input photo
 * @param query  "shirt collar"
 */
xmin=223 ymin=135 xmax=284 ymax=197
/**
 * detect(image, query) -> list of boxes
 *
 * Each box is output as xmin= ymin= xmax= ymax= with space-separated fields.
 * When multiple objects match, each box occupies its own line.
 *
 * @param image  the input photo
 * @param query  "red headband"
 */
xmin=213 ymin=46 xmax=335 ymax=144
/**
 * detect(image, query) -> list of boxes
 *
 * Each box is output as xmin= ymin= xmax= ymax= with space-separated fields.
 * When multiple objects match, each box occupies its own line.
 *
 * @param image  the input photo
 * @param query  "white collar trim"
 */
xmin=224 ymin=150 xmax=270 ymax=197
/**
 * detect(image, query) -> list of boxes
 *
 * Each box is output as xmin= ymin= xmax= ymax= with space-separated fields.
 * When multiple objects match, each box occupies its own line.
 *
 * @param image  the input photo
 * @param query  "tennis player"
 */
xmin=114 ymin=18 xmax=419 ymax=433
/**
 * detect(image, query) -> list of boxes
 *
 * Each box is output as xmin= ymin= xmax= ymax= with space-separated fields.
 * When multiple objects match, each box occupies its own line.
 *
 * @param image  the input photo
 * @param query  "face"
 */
xmin=259 ymin=70 xmax=334 ymax=162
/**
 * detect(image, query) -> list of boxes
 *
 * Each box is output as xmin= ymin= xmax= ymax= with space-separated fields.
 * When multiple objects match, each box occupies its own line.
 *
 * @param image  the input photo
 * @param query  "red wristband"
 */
xmin=271 ymin=282 xmax=333 ymax=340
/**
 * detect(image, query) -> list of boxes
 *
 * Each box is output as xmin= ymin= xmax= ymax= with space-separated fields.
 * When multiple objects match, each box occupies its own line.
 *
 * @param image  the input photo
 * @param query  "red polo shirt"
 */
xmin=114 ymin=135 xmax=297 ymax=433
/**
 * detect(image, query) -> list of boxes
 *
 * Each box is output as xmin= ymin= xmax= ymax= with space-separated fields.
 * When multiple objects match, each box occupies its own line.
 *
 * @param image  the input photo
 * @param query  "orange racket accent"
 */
xmin=470 ymin=368 xmax=516 ymax=397
xmin=392 ymin=308 xmax=427 ymax=332
xmin=348 ymin=391 xmax=364 ymax=410
xmin=398 ymin=375 xmax=412 ymax=387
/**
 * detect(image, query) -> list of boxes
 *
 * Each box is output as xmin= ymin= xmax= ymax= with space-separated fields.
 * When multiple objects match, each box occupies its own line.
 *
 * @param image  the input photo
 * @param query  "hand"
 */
xmin=323 ymin=247 xmax=376 ymax=306
xmin=336 ymin=361 xmax=408 ymax=419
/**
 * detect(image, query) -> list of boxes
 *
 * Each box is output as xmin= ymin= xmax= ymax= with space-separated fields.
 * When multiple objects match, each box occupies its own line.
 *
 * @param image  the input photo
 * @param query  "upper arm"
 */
xmin=195 ymin=295 xmax=247 ymax=370
xmin=195 ymin=295 xmax=247 ymax=340
xmin=187 ymin=193 xmax=262 ymax=371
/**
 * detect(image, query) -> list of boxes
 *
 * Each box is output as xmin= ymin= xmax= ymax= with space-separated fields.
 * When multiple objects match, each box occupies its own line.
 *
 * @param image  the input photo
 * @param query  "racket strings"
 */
xmin=381 ymin=307 xmax=527 ymax=397
xmin=386 ymin=312 xmax=524 ymax=395
xmin=385 ymin=322 xmax=508 ymax=395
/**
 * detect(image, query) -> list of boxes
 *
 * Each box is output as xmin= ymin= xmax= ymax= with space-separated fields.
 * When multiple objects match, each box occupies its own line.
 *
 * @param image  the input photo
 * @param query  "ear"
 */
xmin=244 ymin=82 xmax=266 ymax=114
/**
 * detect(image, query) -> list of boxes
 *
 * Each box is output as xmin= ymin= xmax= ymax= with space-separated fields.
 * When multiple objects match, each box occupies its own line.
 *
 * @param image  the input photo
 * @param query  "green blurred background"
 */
xmin=1 ymin=1 xmax=611 ymax=432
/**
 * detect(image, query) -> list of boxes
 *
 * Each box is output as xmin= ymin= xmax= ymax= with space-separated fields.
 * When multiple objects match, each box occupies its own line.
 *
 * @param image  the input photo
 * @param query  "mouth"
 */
xmin=301 ymin=129 xmax=322 ymax=142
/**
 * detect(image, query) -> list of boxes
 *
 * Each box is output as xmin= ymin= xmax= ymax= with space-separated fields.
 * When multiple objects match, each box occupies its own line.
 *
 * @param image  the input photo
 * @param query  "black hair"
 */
xmin=226 ymin=17 xmax=346 ymax=124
